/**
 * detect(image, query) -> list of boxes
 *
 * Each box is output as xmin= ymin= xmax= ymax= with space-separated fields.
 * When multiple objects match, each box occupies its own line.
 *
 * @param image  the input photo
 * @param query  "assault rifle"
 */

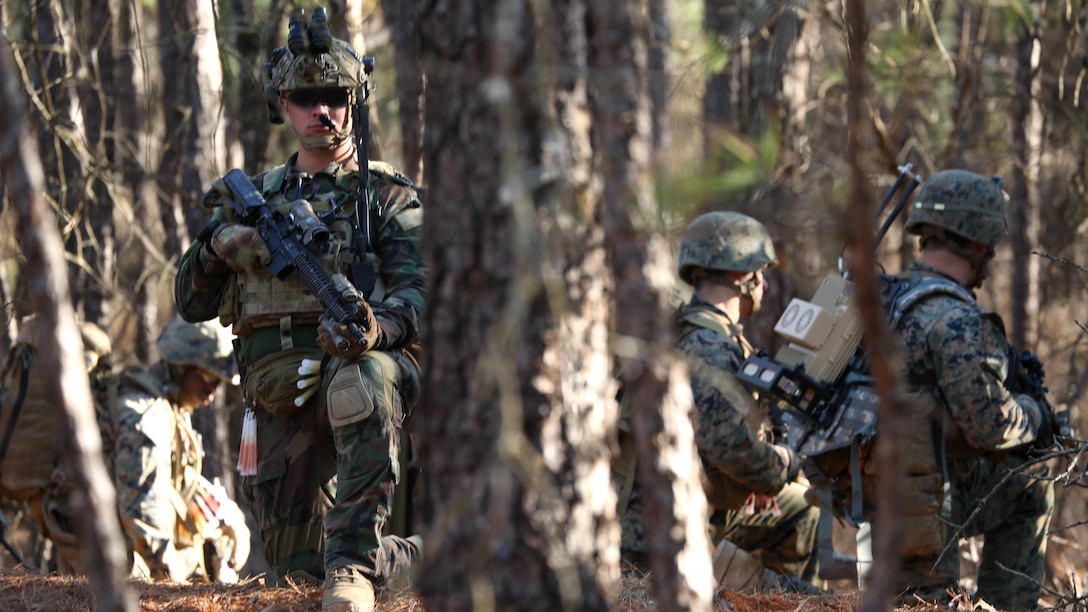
xmin=1005 ymin=347 xmax=1073 ymax=450
xmin=220 ymin=168 xmax=373 ymax=350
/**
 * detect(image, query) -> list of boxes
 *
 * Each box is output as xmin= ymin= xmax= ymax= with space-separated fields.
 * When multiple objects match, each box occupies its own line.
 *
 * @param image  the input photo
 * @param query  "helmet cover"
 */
xmin=264 ymin=7 xmax=370 ymax=124
xmin=905 ymin=169 xmax=1008 ymax=247
xmin=155 ymin=315 xmax=235 ymax=380
xmin=677 ymin=211 xmax=778 ymax=284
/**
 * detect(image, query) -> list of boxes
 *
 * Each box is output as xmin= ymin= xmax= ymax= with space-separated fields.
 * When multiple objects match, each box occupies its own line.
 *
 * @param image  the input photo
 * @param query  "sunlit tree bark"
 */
xmin=0 ymin=32 xmax=136 ymax=612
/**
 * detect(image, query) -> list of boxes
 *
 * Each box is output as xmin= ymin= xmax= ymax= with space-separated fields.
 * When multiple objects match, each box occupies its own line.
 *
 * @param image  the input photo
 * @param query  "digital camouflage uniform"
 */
xmin=616 ymin=212 xmax=818 ymax=590
xmin=111 ymin=316 xmax=249 ymax=582
xmin=676 ymin=298 xmax=819 ymax=585
xmin=879 ymin=171 xmax=1052 ymax=610
xmin=173 ymin=12 xmax=424 ymax=589
xmin=886 ymin=263 xmax=1052 ymax=608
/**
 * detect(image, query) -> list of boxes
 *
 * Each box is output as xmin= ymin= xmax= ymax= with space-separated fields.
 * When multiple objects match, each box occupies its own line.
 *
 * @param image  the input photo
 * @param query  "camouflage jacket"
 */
xmin=111 ymin=362 xmax=204 ymax=580
xmin=174 ymin=154 xmax=424 ymax=366
xmin=675 ymin=297 xmax=792 ymax=509
xmin=896 ymin=263 xmax=1040 ymax=451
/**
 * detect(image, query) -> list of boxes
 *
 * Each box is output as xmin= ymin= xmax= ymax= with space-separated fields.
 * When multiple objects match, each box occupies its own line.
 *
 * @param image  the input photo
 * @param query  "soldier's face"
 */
xmin=281 ymin=88 xmax=353 ymax=150
xmin=178 ymin=366 xmax=223 ymax=409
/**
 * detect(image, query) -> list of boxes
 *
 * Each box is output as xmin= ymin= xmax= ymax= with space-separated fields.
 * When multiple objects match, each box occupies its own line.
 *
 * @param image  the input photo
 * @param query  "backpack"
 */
xmin=0 ymin=320 xmax=114 ymax=498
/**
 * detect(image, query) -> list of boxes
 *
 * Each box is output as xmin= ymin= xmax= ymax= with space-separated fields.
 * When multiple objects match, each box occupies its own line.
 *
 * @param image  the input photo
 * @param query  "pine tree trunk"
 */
xmin=0 ymin=37 xmax=136 ymax=612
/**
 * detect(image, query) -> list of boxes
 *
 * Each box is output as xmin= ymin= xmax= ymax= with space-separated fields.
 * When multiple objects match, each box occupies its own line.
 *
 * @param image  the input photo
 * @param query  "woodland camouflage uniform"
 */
xmin=675 ymin=298 xmax=819 ymax=587
xmin=879 ymin=170 xmax=1054 ymax=609
xmin=174 ymin=8 xmax=423 ymax=605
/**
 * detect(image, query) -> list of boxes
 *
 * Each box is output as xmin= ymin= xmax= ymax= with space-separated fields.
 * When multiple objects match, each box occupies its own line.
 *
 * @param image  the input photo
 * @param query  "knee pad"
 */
xmin=327 ymin=363 xmax=375 ymax=427
xmin=326 ymin=354 xmax=399 ymax=428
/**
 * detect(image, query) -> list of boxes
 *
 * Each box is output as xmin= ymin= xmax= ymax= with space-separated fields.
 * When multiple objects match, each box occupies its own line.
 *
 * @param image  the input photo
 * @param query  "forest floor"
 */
xmin=0 ymin=566 xmax=1005 ymax=612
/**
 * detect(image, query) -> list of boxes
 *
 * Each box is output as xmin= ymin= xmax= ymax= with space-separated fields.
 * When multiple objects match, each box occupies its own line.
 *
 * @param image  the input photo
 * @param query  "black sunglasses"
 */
xmin=286 ymin=88 xmax=351 ymax=109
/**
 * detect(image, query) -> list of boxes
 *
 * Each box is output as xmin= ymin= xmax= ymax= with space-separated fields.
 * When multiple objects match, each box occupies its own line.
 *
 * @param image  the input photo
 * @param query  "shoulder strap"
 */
xmin=881 ymin=272 xmax=978 ymax=329
xmin=0 ymin=346 xmax=33 ymax=482
xmin=368 ymin=160 xmax=415 ymax=187
xmin=676 ymin=306 xmax=755 ymax=357
xmin=367 ymin=161 xmax=421 ymax=230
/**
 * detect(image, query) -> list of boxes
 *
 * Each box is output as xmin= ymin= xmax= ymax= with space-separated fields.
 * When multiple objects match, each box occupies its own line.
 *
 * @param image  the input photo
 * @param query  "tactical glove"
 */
xmin=316 ymin=274 xmax=380 ymax=359
xmin=317 ymin=312 xmax=379 ymax=359
xmin=1016 ymin=393 xmax=1055 ymax=450
xmin=210 ymin=224 xmax=272 ymax=275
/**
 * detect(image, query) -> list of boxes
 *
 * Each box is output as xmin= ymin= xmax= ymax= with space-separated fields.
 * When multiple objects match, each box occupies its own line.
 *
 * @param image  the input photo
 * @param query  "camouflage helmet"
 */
xmin=677 ymin=211 xmax=778 ymax=285
xmin=155 ymin=315 xmax=235 ymax=380
xmin=905 ymin=170 xmax=1008 ymax=248
xmin=264 ymin=7 xmax=370 ymax=125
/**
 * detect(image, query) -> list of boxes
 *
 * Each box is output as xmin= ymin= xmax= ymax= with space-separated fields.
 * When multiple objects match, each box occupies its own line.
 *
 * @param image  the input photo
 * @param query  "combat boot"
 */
xmin=322 ymin=566 xmax=376 ymax=612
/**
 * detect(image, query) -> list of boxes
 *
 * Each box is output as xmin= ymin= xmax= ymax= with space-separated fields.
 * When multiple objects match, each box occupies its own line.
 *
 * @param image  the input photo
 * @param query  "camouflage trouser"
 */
xmin=619 ymin=479 xmax=819 ymax=584
xmin=709 ymin=482 xmax=820 ymax=582
xmin=898 ymin=453 xmax=1054 ymax=610
xmin=242 ymin=350 xmax=418 ymax=584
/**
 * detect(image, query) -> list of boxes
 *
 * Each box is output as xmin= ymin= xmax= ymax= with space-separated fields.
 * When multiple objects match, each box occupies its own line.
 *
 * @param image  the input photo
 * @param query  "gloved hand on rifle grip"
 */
xmin=209 ymin=224 xmax=272 ymax=275
xmin=1016 ymin=393 xmax=1055 ymax=450
xmin=316 ymin=274 xmax=380 ymax=359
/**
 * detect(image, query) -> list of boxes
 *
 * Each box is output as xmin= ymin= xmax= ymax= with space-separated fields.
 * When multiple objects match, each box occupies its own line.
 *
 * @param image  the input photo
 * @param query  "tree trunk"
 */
xmin=591 ymin=0 xmax=714 ymax=609
xmin=703 ymin=0 xmax=739 ymax=143
xmin=843 ymin=3 xmax=906 ymax=611
xmin=385 ymin=0 xmax=425 ymax=180
xmin=942 ymin=3 xmax=986 ymax=169
xmin=0 ymin=34 xmax=136 ymax=612
xmin=328 ymin=0 xmax=384 ymax=161
xmin=1008 ymin=19 xmax=1042 ymax=350
xmin=647 ymin=0 xmax=670 ymax=168
xmin=74 ymin=0 xmax=117 ymax=326
xmin=226 ymin=0 xmax=285 ymax=173
xmin=158 ymin=0 xmax=226 ymax=250
xmin=777 ymin=1 xmax=812 ymax=186
xmin=110 ymin=0 xmax=159 ymax=362
xmin=414 ymin=0 xmax=620 ymax=608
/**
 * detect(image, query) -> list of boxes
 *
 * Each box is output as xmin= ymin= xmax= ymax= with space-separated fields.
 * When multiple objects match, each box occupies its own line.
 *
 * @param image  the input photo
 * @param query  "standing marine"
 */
xmin=871 ymin=169 xmax=1055 ymax=608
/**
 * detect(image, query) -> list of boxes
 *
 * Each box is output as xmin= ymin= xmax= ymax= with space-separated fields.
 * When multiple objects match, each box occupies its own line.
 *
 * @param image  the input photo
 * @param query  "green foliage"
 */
xmin=703 ymin=37 xmax=731 ymax=76
xmin=656 ymin=125 xmax=780 ymax=224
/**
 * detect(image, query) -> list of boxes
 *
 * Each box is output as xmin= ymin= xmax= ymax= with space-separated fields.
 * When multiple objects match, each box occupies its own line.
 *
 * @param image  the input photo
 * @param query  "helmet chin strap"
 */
xmin=737 ymin=276 xmax=763 ymax=315
xmin=703 ymin=270 xmax=764 ymax=314
xmin=968 ymin=251 xmax=995 ymax=289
